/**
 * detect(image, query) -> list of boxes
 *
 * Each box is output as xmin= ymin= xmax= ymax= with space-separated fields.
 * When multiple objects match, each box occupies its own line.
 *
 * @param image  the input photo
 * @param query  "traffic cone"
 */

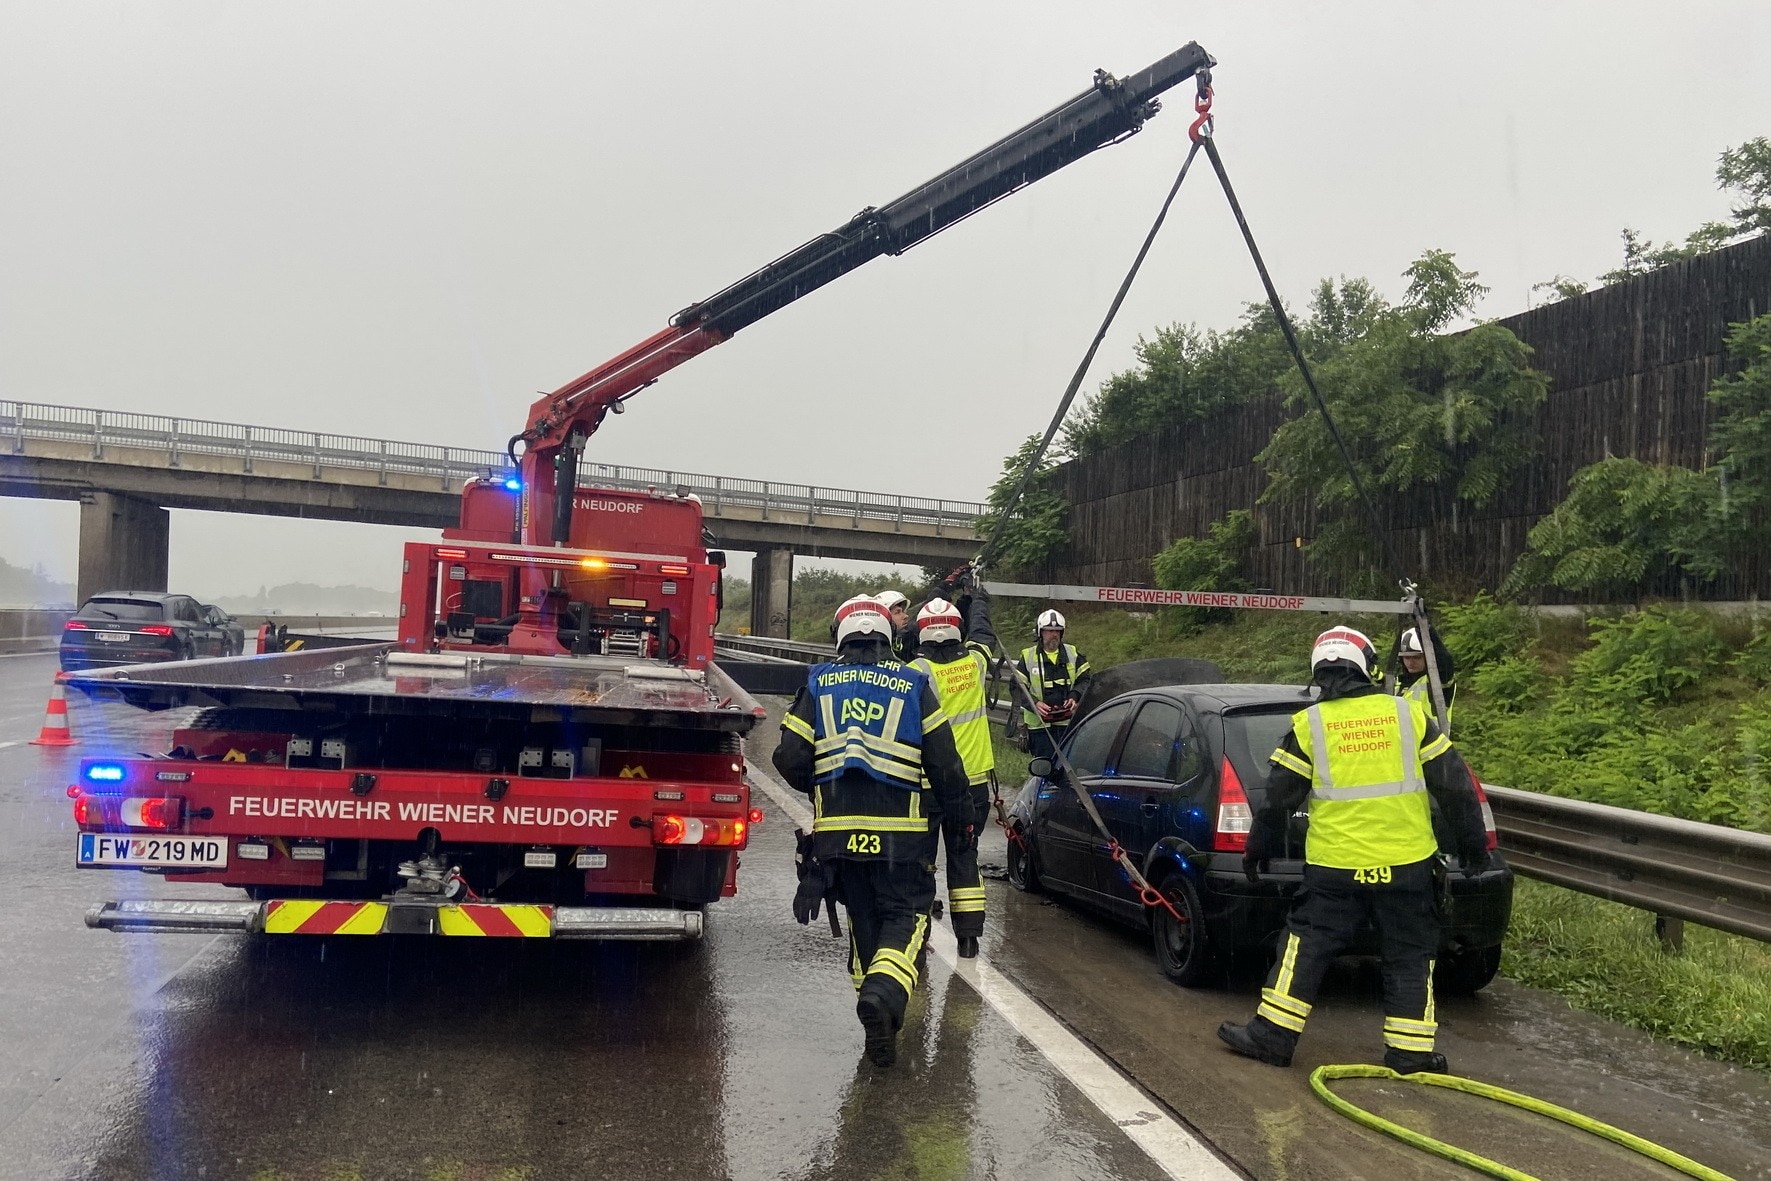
xmin=29 ymin=673 xmax=77 ymax=747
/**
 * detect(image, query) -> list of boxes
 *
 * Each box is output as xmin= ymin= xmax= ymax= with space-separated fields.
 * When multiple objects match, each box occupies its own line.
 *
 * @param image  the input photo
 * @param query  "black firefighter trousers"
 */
xmin=1252 ymin=858 xmax=1443 ymax=1057
xmin=940 ymin=782 xmax=989 ymax=940
xmin=835 ymin=857 xmax=937 ymax=1030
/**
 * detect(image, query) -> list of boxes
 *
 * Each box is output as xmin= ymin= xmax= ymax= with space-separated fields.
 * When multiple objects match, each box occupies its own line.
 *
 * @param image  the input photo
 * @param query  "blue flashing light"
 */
xmin=85 ymin=764 xmax=126 ymax=783
xmin=503 ymin=478 xmax=522 ymax=492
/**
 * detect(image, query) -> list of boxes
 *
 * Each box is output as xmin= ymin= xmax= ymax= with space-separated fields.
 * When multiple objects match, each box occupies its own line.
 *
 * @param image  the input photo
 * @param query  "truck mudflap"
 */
xmin=85 ymin=898 xmax=704 ymax=941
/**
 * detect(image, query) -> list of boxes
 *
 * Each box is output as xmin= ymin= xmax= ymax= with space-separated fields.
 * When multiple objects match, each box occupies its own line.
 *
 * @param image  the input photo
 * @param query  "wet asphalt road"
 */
xmin=2 ymin=649 xmax=1769 ymax=1181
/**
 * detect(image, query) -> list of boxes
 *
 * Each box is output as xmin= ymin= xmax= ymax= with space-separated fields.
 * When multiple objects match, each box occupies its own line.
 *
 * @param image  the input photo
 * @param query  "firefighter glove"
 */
xmin=792 ymin=829 xmax=827 ymax=925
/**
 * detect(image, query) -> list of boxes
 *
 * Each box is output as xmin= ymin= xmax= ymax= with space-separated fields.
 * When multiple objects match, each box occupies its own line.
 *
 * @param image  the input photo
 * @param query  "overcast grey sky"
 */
xmin=3 ymin=2 xmax=1767 ymax=596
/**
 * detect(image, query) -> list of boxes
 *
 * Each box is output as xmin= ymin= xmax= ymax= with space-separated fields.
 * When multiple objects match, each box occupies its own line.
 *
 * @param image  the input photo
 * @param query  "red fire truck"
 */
xmin=64 ymin=43 xmax=1215 ymax=940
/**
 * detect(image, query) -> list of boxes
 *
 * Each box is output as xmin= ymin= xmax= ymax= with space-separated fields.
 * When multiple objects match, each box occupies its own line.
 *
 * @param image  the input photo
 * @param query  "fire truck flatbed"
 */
xmin=65 ymin=645 xmax=765 ymax=732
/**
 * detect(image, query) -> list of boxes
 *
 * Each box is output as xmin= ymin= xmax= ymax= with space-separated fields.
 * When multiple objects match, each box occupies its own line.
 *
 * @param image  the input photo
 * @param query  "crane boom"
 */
xmin=517 ymin=41 xmax=1215 ymax=543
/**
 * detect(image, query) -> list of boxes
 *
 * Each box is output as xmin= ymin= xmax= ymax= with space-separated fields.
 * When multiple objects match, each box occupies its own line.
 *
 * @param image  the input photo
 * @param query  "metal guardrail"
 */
xmin=716 ymin=634 xmax=1771 ymax=945
xmin=1 ymin=400 xmax=986 ymax=533
xmin=1486 ymin=785 xmax=1771 ymax=945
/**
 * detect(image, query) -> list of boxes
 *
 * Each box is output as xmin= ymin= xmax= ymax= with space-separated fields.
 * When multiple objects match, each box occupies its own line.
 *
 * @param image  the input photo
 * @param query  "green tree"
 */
xmin=975 ymin=433 xmax=1068 ymax=577
xmin=1531 ymin=275 xmax=1589 ymax=305
xmin=1596 ymin=137 xmax=1770 ymax=285
xmin=1500 ymin=458 xmax=1728 ymax=600
xmin=1259 ymin=251 xmax=1549 ymax=575
xmin=1708 ymin=311 xmax=1771 ymax=521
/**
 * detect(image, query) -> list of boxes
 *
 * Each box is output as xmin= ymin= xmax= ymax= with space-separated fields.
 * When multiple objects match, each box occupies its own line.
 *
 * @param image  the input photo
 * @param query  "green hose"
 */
xmin=1308 ymin=1064 xmax=1736 ymax=1181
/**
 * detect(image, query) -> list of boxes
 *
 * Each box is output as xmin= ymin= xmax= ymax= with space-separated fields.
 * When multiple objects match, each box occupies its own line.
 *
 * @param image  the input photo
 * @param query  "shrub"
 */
xmin=1569 ymin=609 xmax=1723 ymax=705
xmin=1152 ymin=510 xmax=1257 ymax=633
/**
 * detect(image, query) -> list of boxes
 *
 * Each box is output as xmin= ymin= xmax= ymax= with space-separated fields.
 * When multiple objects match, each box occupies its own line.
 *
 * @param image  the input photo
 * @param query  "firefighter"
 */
xmin=1016 ymin=609 xmax=1091 ymax=759
xmin=773 ymin=596 xmax=973 ymax=1067
xmin=909 ymin=580 xmax=997 ymax=959
xmin=1217 ymin=625 xmax=1491 ymax=1075
xmin=1396 ymin=626 xmax=1457 ymax=731
xmin=876 ymin=589 xmax=918 ymax=662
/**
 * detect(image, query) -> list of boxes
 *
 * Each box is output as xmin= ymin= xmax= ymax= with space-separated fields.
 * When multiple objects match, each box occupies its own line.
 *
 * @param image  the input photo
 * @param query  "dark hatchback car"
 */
xmin=60 ymin=592 xmax=245 ymax=672
xmin=1005 ymin=684 xmax=1514 ymax=995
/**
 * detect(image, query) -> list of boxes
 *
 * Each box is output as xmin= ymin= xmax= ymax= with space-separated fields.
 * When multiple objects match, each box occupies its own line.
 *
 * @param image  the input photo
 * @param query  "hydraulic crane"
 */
xmin=510 ymin=42 xmax=1215 ymax=551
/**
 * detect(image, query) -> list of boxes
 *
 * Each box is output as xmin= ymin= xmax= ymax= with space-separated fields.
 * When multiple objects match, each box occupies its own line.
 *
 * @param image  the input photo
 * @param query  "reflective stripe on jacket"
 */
xmin=1019 ymin=643 xmax=1086 ymax=728
xmin=912 ymin=646 xmax=994 ymax=784
xmin=1268 ymin=695 xmax=1451 ymax=870
xmin=788 ymin=659 xmax=942 ymax=790
xmin=1400 ymin=678 xmax=1453 ymax=733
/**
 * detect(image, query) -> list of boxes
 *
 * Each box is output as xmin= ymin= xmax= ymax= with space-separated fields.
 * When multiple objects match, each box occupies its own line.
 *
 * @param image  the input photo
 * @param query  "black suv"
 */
xmin=60 ymin=592 xmax=245 ymax=671
xmin=1005 ymin=683 xmax=1514 ymax=994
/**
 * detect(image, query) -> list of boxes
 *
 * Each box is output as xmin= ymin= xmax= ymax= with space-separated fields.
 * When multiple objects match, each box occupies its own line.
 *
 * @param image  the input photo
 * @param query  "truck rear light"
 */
xmin=121 ymin=797 xmax=183 ymax=830
xmin=139 ymin=625 xmax=175 ymax=636
xmin=1470 ymin=776 xmax=1499 ymax=852
xmin=1214 ymin=757 xmax=1252 ymax=852
xmin=72 ymin=794 xmax=99 ymax=826
xmin=574 ymin=850 xmax=608 ymax=869
xmin=523 ymin=848 xmax=558 ymax=868
xmin=236 ymin=841 xmax=271 ymax=861
xmin=290 ymin=841 xmax=326 ymax=861
xmin=712 ymin=792 xmax=740 ymax=804
xmin=660 ymin=564 xmax=691 ymax=576
xmin=653 ymin=815 xmax=747 ymax=847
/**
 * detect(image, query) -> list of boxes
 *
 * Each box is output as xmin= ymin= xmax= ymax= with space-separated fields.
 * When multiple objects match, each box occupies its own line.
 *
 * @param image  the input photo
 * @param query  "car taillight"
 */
xmin=139 ymin=625 xmax=175 ymax=636
xmin=1214 ymin=757 xmax=1252 ymax=852
xmin=1469 ymin=776 xmax=1499 ymax=852
xmin=653 ymin=814 xmax=747 ymax=847
xmin=121 ymin=797 xmax=183 ymax=830
xmin=64 ymin=620 xmax=92 ymax=631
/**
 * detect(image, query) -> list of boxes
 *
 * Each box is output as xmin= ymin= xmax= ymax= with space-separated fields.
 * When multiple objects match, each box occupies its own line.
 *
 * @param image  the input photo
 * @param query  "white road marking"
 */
xmin=0 ymin=739 xmax=26 ymax=751
xmin=747 ymin=760 xmax=1240 ymax=1181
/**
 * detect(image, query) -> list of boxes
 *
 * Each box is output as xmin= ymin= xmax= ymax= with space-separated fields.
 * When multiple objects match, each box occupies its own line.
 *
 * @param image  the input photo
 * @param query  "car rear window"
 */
xmin=1222 ymin=707 xmax=1302 ymax=799
xmin=78 ymin=599 xmax=165 ymax=622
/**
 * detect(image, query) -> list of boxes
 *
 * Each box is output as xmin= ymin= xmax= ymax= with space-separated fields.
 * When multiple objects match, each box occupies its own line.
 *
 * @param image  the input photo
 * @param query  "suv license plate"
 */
xmin=77 ymin=833 xmax=228 ymax=869
xmin=94 ymin=632 xmax=131 ymax=643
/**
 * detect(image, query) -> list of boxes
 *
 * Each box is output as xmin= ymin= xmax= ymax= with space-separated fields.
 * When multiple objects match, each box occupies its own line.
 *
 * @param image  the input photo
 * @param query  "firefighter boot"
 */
xmin=1384 ymin=1048 xmax=1449 ymax=1075
xmin=1217 ymin=1018 xmax=1296 ymax=1067
xmin=856 ymin=991 xmax=899 ymax=1067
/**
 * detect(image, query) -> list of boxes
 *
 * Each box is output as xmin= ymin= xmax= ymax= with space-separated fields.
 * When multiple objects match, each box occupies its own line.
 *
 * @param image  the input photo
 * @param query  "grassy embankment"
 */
xmin=983 ymin=597 xmax=1771 ymax=1071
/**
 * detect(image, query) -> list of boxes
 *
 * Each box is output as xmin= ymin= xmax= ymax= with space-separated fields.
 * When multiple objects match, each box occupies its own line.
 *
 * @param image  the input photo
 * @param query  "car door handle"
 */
xmin=1140 ymin=800 xmax=1160 ymax=814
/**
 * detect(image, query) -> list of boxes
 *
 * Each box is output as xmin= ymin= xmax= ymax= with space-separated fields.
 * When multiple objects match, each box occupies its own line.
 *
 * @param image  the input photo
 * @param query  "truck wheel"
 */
xmin=1005 ymin=829 xmax=1041 ymax=893
xmin=1151 ymin=872 xmax=1214 ymax=988
xmin=1435 ymin=945 xmax=1502 ymax=995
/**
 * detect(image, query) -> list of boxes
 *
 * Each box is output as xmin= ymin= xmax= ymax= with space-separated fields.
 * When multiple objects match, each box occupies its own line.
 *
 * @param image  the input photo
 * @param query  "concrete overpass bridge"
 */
xmin=0 ymin=401 xmax=982 ymax=636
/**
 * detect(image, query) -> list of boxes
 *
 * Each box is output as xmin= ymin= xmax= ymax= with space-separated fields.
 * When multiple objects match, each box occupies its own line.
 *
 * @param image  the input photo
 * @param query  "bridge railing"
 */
xmin=1 ymin=400 xmax=985 ymax=533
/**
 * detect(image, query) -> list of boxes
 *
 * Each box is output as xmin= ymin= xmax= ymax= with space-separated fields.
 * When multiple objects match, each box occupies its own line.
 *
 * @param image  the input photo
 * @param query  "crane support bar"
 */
xmin=983 ymin=581 xmax=1417 ymax=615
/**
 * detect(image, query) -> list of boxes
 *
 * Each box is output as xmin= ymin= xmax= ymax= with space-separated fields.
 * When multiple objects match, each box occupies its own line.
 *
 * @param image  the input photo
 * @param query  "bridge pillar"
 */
xmin=78 ymin=491 xmax=169 ymax=604
xmin=749 ymin=547 xmax=793 ymax=639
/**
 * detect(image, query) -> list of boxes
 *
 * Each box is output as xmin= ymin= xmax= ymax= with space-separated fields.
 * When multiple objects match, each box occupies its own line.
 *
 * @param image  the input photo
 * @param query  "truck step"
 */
xmin=86 ymin=898 xmax=705 ymax=941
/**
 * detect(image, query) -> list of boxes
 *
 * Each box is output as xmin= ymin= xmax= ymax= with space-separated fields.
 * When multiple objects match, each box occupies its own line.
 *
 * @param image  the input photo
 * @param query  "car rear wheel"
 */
xmin=1005 ymin=828 xmax=1041 ymax=893
xmin=1151 ymin=872 xmax=1215 ymax=987
xmin=1435 ymin=945 xmax=1502 ymax=995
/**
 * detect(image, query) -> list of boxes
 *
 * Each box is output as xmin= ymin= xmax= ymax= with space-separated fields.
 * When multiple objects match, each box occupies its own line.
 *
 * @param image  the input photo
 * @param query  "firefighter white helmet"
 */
xmin=1311 ymin=626 xmax=1378 ymax=680
xmin=1400 ymin=627 xmax=1424 ymax=654
xmin=1036 ymin=609 xmax=1066 ymax=634
xmin=916 ymin=598 xmax=963 ymax=645
xmin=834 ymin=596 xmax=894 ymax=647
xmin=876 ymin=590 xmax=910 ymax=614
